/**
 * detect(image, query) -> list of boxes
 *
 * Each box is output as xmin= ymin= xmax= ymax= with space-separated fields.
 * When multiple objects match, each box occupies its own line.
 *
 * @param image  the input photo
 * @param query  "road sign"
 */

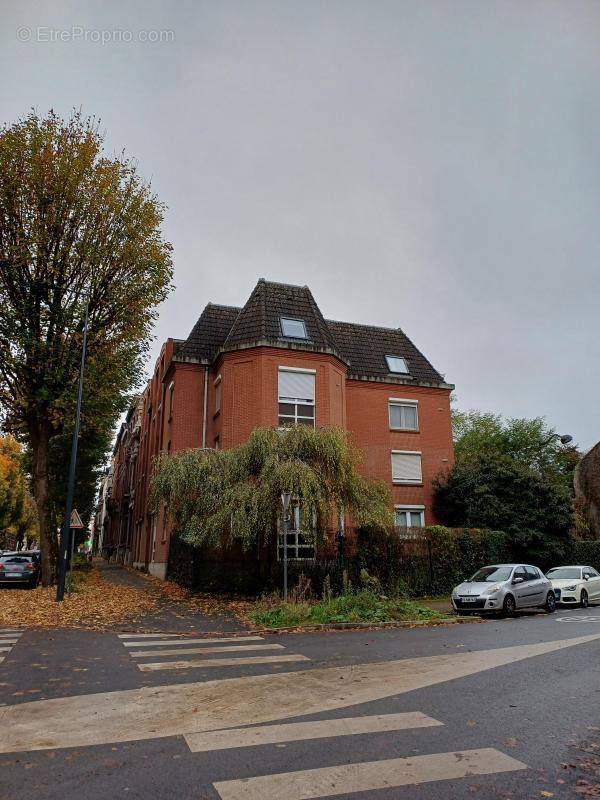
xmin=70 ymin=509 xmax=84 ymax=529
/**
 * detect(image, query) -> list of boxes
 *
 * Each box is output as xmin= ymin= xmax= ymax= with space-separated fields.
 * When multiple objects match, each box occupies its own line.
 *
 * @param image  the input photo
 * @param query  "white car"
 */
xmin=546 ymin=565 xmax=600 ymax=608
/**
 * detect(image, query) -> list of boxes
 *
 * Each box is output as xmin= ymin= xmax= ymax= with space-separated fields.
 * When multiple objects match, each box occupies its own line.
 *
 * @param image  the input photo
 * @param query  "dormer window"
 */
xmin=281 ymin=317 xmax=307 ymax=339
xmin=385 ymin=355 xmax=409 ymax=374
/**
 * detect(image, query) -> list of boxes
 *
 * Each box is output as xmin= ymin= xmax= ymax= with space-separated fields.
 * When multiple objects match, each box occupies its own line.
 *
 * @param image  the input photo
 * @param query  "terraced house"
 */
xmin=105 ymin=279 xmax=454 ymax=579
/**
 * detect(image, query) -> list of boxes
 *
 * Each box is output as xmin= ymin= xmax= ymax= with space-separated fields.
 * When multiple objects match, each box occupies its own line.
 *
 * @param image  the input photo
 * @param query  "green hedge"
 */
xmin=426 ymin=526 xmax=511 ymax=594
xmin=168 ymin=525 xmax=589 ymax=598
xmin=569 ymin=540 xmax=600 ymax=572
xmin=357 ymin=525 xmax=511 ymax=596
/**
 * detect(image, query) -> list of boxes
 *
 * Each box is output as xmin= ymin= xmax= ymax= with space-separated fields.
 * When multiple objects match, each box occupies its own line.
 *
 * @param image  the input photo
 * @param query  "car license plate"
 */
xmin=554 ymin=589 xmax=561 ymax=598
xmin=462 ymin=596 xmax=477 ymax=602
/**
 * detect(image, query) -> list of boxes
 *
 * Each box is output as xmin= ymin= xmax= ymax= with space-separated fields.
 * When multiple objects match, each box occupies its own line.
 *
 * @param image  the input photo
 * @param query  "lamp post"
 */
xmin=56 ymin=302 xmax=89 ymax=602
xmin=281 ymin=492 xmax=291 ymax=603
xmin=540 ymin=433 xmax=573 ymax=447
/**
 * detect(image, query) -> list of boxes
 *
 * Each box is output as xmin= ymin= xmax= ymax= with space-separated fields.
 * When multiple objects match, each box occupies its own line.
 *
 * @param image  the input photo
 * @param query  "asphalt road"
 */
xmin=2 ymin=606 xmax=600 ymax=799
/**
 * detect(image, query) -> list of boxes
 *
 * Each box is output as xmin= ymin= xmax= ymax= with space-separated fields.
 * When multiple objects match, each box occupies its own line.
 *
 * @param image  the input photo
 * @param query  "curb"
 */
xmin=249 ymin=616 xmax=486 ymax=634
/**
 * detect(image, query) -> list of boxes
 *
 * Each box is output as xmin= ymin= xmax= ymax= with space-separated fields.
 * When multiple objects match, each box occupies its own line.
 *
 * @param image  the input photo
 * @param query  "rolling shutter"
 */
xmin=391 ymin=452 xmax=422 ymax=482
xmin=278 ymin=369 xmax=315 ymax=402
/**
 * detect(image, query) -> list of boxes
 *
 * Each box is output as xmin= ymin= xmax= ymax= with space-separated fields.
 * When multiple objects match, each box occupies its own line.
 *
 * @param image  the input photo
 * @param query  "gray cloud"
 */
xmin=2 ymin=0 xmax=599 ymax=447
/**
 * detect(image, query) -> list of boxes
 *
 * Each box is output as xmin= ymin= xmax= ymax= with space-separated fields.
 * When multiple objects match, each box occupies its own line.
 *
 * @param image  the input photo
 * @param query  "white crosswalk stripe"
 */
xmin=213 ymin=748 xmax=527 ymax=800
xmin=129 ymin=643 xmax=285 ymax=657
xmin=121 ymin=636 xmax=265 ymax=647
xmin=138 ymin=654 xmax=309 ymax=672
xmin=185 ymin=711 xmax=443 ymax=752
xmin=118 ymin=631 xmax=309 ymax=673
xmin=0 ymin=630 xmax=23 ymax=664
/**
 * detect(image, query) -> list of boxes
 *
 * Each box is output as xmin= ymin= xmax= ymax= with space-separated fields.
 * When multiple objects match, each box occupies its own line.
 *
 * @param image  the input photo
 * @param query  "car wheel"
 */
xmin=581 ymin=589 xmax=589 ymax=609
xmin=502 ymin=594 xmax=516 ymax=618
xmin=545 ymin=592 xmax=556 ymax=613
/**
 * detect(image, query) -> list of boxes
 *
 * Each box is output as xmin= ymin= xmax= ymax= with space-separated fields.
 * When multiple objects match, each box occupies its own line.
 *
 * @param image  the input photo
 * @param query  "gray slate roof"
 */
xmin=177 ymin=280 xmax=449 ymax=387
xmin=178 ymin=304 xmax=240 ymax=362
xmin=327 ymin=320 xmax=445 ymax=384
xmin=224 ymin=280 xmax=339 ymax=353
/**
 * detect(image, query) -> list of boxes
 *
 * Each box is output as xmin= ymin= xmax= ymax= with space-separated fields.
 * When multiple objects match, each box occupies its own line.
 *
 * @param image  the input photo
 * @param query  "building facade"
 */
xmin=104 ymin=280 xmax=454 ymax=579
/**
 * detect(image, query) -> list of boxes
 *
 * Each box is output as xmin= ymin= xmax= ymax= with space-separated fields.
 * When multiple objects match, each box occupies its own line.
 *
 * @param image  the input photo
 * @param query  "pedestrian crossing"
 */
xmin=119 ymin=632 xmax=310 ymax=673
xmin=0 ymin=630 xmax=23 ymax=664
xmin=213 ymin=747 xmax=526 ymax=800
xmin=200 ymin=710 xmax=526 ymax=799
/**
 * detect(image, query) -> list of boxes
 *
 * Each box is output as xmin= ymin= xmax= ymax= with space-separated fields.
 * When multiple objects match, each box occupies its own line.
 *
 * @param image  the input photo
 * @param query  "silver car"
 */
xmin=451 ymin=564 xmax=556 ymax=617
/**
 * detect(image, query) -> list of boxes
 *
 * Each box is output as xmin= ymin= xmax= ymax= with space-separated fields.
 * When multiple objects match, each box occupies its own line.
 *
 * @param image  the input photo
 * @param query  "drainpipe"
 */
xmin=202 ymin=366 xmax=209 ymax=448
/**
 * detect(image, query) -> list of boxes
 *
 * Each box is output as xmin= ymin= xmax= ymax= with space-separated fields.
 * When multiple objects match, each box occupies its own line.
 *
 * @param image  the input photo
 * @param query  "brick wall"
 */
xmin=110 ymin=342 xmax=454 ymax=578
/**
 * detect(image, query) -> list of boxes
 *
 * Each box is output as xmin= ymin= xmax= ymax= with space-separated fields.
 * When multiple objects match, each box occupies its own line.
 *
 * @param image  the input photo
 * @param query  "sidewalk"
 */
xmin=96 ymin=560 xmax=245 ymax=635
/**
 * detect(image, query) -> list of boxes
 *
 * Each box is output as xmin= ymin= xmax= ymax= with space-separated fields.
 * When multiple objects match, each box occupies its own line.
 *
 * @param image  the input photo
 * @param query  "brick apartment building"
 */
xmin=103 ymin=279 xmax=454 ymax=579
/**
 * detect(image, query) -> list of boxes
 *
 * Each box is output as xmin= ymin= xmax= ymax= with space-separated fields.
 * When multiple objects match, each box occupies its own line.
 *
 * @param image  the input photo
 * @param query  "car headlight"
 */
xmin=482 ymin=584 xmax=501 ymax=595
xmin=564 ymin=585 xmax=577 ymax=591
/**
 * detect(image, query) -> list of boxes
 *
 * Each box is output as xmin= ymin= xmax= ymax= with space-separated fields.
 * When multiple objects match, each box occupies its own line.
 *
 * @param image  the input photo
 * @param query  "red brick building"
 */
xmin=104 ymin=280 xmax=454 ymax=579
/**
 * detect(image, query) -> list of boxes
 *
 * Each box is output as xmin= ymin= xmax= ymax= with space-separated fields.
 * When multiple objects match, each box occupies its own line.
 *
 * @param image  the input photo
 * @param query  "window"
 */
xmin=389 ymin=399 xmax=418 ymax=430
xmin=391 ymin=451 xmax=422 ymax=483
xmin=278 ymin=368 xmax=315 ymax=427
xmin=525 ymin=566 xmax=540 ymax=580
xmin=386 ymin=355 xmax=409 ymax=374
xmin=281 ymin=317 xmax=308 ymax=339
xmin=168 ymin=382 xmax=174 ymax=418
xmin=513 ymin=567 xmax=527 ymax=582
xmin=394 ymin=506 xmax=424 ymax=528
xmin=278 ymin=500 xmax=315 ymax=560
xmin=214 ymin=435 xmax=220 ymax=450
xmin=214 ymin=375 xmax=222 ymax=414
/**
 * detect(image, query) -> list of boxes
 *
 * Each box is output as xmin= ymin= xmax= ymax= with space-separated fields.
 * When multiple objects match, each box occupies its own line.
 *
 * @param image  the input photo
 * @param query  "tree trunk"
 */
xmin=30 ymin=421 xmax=55 ymax=586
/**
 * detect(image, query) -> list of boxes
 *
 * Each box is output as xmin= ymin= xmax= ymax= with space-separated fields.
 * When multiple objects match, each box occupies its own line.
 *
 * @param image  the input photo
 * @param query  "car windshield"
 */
xmin=547 ymin=567 xmax=581 ymax=580
xmin=469 ymin=566 xmax=512 ymax=582
xmin=0 ymin=556 xmax=31 ymax=564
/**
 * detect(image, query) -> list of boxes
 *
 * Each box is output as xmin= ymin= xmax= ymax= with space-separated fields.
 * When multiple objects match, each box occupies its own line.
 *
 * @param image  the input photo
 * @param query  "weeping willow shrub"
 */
xmin=150 ymin=426 xmax=392 ymax=551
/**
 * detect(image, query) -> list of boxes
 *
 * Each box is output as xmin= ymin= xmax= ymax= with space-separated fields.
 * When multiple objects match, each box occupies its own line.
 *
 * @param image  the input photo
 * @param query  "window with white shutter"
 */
xmin=278 ymin=368 xmax=315 ymax=427
xmin=388 ymin=399 xmax=418 ymax=431
xmin=391 ymin=451 xmax=422 ymax=484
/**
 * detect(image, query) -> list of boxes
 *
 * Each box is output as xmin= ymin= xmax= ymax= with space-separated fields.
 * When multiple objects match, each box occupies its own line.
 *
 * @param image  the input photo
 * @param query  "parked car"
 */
xmin=451 ymin=564 xmax=556 ymax=617
xmin=546 ymin=565 xmax=600 ymax=608
xmin=0 ymin=553 xmax=40 ymax=588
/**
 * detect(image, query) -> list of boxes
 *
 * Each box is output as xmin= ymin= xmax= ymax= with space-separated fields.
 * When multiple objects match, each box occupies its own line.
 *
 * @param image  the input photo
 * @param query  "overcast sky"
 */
xmin=3 ymin=0 xmax=599 ymax=448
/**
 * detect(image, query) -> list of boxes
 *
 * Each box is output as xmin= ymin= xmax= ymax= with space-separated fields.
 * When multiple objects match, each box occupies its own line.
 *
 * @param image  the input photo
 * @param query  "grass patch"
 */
xmin=250 ymin=590 xmax=450 ymax=629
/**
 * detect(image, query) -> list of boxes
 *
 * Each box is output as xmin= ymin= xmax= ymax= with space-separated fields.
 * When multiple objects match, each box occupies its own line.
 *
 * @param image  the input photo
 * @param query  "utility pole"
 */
xmin=281 ymin=492 xmax=291 ymax=602
xmin=56 ymin=302 xmax=89 ymax=602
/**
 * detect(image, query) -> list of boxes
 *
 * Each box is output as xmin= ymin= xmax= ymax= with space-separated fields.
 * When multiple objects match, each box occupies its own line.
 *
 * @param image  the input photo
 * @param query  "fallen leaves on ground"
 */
xmin=137 ymin=569 xmax=254 ymax=622
xmin=0 ymin=569 xmax=159 ymax=630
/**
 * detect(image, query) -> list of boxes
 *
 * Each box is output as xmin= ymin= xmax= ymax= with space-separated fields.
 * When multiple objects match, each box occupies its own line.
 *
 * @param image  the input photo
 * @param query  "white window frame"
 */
xmin=214 ymin=374 xmax=222 ymax=413
xmin=280 ymin=317 xmax=308 ymax=340
xmin=394 ymin=505 xmax=425 ymax=529
xmin=388 ymin=398 xmax=419 ymax=431
xmin=391 ymin=450 xmax=423 ymax=484
xmin=277 ymin=500 xmax=316 ymax=560
xmin=385 ymin=355 xmax=409 ymax=374
xmin=278 ymin=367 xmax=315 ymax=428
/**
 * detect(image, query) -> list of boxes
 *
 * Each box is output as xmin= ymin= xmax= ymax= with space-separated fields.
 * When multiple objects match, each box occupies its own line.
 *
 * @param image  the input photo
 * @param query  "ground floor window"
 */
xmin=278 ymin=500 xmax=316 ymax=560
xmin=394 ymin=506 xmax=425 ymax=528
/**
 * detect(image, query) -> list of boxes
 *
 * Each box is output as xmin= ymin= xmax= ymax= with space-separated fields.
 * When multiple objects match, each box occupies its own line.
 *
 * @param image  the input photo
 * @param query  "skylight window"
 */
xmin=281 ymin=317 xmax=307 ymax=339
xmin=385 ymin=355 xmax=409 ymax=374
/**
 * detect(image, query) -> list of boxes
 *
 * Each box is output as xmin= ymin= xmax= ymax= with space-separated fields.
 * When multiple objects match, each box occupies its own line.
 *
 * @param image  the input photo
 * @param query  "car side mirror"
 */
xmin=584 ymin=575 xmax=590 ymax=581
xmin=512 ymin=577 xmax=524 ymax=584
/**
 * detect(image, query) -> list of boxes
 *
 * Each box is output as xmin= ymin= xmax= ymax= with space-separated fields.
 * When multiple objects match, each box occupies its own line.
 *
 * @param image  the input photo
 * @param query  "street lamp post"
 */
xmin=281 ymin=492 xmax=291 ymax=603
xmin=56 ymin=302 xmax=89 ymax=602
xmin=541 ymin=433 xmax=573 ymax=447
